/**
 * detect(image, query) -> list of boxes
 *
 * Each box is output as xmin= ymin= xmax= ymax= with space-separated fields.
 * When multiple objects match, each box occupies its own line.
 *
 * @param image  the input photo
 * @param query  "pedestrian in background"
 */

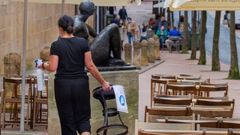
xmin=156 ymin=26 xmax=168 ymax=48
xmin=165 ymin=26 xmax=182 ymax=52
xmin=127 ymin=18 xmax=138 ymax=44
xmin=118 ymin=6 xmax=128 ymax=26
xmin=108 ymin=6 xmax=115 ymax=15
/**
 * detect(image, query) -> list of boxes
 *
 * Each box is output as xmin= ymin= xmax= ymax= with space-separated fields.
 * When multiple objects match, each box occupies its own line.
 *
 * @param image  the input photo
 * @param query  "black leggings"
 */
xmin=54 ymin=78 xmax=91 ymax=135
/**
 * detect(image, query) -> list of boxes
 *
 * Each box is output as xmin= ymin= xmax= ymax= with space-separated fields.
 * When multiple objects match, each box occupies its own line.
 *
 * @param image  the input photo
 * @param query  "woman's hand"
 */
xmin=102 ymin=81 xmax=111 ymax=91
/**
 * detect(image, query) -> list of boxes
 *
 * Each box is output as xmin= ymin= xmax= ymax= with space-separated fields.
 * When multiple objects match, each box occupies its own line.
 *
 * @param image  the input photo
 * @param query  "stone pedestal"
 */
xmin=153 ymin=35 xmax=161 ymax=60
xmin=4 ymin=53 xmax=21 ymax=77
xmin=140 ymin=40 xmax=149 ymax=66
xmin=147 ymin=38 xmax=155 ymax=63
xmin=3 ymin=53 xmax=21 ymax=110
xmin=133 ymin=41 xmax=141 ymax=67
xmin=123 ymin=43 xmax=132 ymax=64
xmin=48 ymin=69 xmax=139 ymax=135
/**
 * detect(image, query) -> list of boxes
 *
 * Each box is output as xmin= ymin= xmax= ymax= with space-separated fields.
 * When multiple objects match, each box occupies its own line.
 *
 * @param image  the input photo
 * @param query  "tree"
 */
xmin=228 ymin=11 xmax=240 ymax=79
xmin=171 ymin=11 xmax=174 ymax=28
xmin=190 ymin=11 xmax=197 ymax=60
xmin=198 ymin=11 xmax=207 ymax=65
xmin=167 ymin=8 xmax=171 ymax=27
xmin=182 ymin=11 xmax=189 ymax=53
xmin=212 ymin=11 xmax=221 ymax=71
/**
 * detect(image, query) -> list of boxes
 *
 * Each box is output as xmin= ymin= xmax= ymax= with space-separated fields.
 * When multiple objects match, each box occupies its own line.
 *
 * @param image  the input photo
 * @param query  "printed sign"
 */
xmin=113 ymin=85 xmax=128 ymax=113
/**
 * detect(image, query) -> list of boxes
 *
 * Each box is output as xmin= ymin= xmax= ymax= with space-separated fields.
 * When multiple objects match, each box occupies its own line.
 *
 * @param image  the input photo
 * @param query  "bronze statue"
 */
xmin=74 ymin=1 xmax=125 ymax=67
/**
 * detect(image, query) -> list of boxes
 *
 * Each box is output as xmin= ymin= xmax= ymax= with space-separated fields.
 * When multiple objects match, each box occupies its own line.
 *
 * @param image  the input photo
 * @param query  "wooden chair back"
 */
xmin=227 ymin=129 xmax=240 ymax=135
xmin=138 ymin=129 xmax=229 ymax=135
xmin=154 ymin=97 xmax=192 ymax=106
xmin=150 ymin=79 xmax=177 ymax=106
xmin=221 ymin=121 xmax=240 ymax=129
xmin=193 ymin=99 xmax=235 ymax=118
xmin=177 ymin=74 xmax=201 ymax=81
xmin=195 ymin=99 xmax=234 ymax=107
xmin=198 ymin=83 xmax=228 ymax=97
xmin=166 ymin=82 xmax=197 ymax=96
xmin=0 ymin=88 xmax=3 ymax=132
xmin=151 ymin=74 xmax=176 ymax=80
xmin=144 ymin=106 xmax=191 ymax=122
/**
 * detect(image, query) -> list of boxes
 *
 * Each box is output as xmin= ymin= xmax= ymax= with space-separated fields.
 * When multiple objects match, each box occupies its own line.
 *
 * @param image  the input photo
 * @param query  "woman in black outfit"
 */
xmin=38 ymin=15 xmax=110 ymax=135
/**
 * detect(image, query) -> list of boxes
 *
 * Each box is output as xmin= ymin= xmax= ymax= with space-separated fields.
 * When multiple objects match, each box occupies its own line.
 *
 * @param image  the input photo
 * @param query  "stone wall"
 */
xmin=0 ymin=1 xmax=75 ymax=74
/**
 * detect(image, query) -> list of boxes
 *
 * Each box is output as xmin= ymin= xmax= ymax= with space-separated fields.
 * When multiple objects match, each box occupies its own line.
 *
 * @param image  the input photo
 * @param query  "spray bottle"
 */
xmin=35 ymin=59 xmax=45 ymax=91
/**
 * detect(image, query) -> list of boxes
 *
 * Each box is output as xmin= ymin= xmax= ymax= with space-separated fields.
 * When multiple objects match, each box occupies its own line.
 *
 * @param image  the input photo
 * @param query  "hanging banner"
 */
xmin=170 ymin=0 xmax=240 ymax=11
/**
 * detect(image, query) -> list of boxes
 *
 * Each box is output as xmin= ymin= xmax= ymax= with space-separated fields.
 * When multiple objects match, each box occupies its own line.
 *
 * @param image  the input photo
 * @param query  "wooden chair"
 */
xmin=197 ymin=83 xmax=228 ymax=97
xmin=166 ymin=82 xmax=197 ymax=96
xmin=153 ymin=96 xmax=192 ymax=106
xmin=144 ymin=106 xmax=191 ymax=122
xmin=0 ymin=88 xmax=3 ymax=131
xmin=1 ymin=77 xmax=32 ymax=128
xmin=150 ymin=79 xmax=177 ymax=106
xmin=138 ymin=129 xmax=212 ymax=135
xmin=192 ymin=99 xmax=235 ymax=118
xmin=31 ymin=76 xmax=48 ymax=129
xmin=151 ymin=74 xmax=176 ymax=80
xmin=227 ymin=129 xmax=240 ymax=135
xmin=177 ymin=74 xmax=201 ymax=81
xmin=220 ymin=121 xmax=240 ymax=129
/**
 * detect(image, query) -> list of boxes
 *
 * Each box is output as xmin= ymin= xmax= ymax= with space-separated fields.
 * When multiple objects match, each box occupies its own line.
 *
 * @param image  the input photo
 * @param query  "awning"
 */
xmin=163 ymin=0 xmax=191 ymax=8
xmin=169 ymin=0 xmax=240 ymax=11
xmin=153 ymin=1 xmax=164 ymax=8
xmin=13 ymin=0 xmax=139 ymax=6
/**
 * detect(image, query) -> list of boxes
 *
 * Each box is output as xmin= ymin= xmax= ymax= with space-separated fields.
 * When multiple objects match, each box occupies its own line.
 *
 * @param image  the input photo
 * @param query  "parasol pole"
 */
xmin=61 ymin=0 xmax=65 ymax=15
xmin=20 ymin=0 xmax=28 ymax=132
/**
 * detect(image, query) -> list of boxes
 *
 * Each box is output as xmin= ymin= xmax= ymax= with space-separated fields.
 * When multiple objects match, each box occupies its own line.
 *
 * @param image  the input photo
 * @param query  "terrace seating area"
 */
xmin=137 ymin=73 xmax=240 ymax=135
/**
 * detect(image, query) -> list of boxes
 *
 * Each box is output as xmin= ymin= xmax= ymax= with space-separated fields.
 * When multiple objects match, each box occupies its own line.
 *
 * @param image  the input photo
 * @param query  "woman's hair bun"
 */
xmin=58 ymin=15 xmax=74 ymax=34
xmin=66 ymin=26 xmax=74 ymax=33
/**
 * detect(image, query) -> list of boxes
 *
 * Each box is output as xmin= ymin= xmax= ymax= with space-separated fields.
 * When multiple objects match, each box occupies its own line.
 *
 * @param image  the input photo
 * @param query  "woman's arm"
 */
xmin=84 ymin=51 xmax=110 ymax=90
xmin=42 ymin=55 xmax=58 ymax=72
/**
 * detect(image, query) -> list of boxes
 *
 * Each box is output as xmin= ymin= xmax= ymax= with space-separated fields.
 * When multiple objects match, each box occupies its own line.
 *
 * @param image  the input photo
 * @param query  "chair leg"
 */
xmin=33 ymin=99 xmax=36 ymax=129
xmin=118 ymin=114 xmax=125 ymax=125
xmin=2 ymin=102 xmax=6 ymax=128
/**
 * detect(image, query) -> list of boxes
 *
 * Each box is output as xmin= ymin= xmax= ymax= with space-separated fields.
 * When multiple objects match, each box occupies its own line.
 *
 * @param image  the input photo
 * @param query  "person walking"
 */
xmin=36 ymin=15 xmax=111 ymax=135
xmin=118 ymin=6 xmax=128 ymax=26
xmin=127 ymin=18 xmax=138 ymax=44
